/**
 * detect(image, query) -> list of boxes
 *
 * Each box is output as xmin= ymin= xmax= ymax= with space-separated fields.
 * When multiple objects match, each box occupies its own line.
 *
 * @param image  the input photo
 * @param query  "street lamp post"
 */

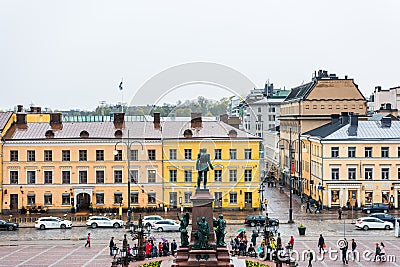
xmin=114 ymin=130 xmax=144 ymax=223
xmin=277 ymin=130 xmax=295 ymax=224
xmin=130 ymin=214 xmax=152 ymax=261
xmin=288 ymin=147 xmax=294 ymax=224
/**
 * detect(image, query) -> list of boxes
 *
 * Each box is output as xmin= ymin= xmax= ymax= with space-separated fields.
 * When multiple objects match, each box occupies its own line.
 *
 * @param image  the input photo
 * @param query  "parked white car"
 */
xmin=355 ymin=217 xmax=393 ymax=230
xmin=151 ymin=219 xmax=180 ymax=232
xmin=35 ymin=217 xmax=72 ymax=230
xmin=86 ymin=216 xmax=124 ymax=228
xmin=142 ymin=215 xmax=164 ymax=227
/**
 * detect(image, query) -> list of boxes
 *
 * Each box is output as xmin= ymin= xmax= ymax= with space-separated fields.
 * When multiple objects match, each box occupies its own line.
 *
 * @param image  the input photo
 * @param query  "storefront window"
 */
xmin=331 ymin=190 xmax=340 ymax=206
xmin=382 ymin=191 xmax=390 ymax=204
xmin=365 ymin=191 xmax=373 ymax=205
xmin=348 ymin=190 xmax=357 ymax=206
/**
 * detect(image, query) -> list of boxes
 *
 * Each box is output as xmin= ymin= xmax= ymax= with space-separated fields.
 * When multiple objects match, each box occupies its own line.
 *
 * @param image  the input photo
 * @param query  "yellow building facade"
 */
xmin=302 ymin=115 xmax=400 ymax=209
xmin=276 ymin=71 xmax=367 ymax=194
xmin=1 ymin=112 xmax=261 ymax=213
xmin=163 ymin=137 xmax=261 ymax=210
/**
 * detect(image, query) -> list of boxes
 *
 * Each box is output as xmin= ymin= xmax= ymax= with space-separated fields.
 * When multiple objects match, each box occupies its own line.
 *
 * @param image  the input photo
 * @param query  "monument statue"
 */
xmin=196 ymin=148 xmax=214 ymax=189
xmin=193 ymin=216 xmax=212 ymax=250
xmin=177 ymin=212 xmax=190 ymax=247
xmin=215 ymin=214 xmax=226 ymax=247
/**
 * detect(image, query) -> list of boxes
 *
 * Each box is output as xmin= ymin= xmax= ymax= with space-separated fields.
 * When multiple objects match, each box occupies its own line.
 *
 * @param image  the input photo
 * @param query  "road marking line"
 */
xmin=0 ymin=246 xmax=30 ymax=261
xmin=48 ymin=245 xmax=82 ymax=267
xmin=16 ymin=246 xmax=53 ymax=267
xmin=82 ymin=245 xmax=108 ymax=267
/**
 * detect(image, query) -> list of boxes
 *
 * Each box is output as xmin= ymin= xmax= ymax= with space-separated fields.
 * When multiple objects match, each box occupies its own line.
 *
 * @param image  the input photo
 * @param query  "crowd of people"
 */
xmin=229 ymin=227 xmax=296 ymax=262
xmin=144 ymin=238 xmax=178 ymax=258
xmin=108 ymin=236 xmax=178 ymax=260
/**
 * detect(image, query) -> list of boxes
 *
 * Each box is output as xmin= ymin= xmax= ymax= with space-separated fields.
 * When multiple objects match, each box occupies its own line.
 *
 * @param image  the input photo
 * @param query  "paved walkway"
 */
xmin=1 ymin=241 xmax=398 ymax=266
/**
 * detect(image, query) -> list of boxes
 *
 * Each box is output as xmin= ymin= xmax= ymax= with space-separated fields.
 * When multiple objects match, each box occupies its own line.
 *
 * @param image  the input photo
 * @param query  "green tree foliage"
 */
xmin=65 ymin=97 xmax=228 ymax=117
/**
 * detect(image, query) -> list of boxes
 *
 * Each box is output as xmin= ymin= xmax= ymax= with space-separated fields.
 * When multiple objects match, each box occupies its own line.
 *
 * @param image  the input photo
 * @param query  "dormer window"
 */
xmin=45 ymin=130 xmax=54 ymax=138
xmin=80 ymin=130 xmax=89 ymax=138
xmin=183 ymin=129 xmax=193 ymax=138
xmin=114 ymin=130 xmax=123 ymax=138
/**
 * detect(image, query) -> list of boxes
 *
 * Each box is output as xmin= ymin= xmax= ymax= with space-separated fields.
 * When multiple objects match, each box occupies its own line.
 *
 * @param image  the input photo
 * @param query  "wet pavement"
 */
xmin=0 ymin=186 xmax=400 ymax=266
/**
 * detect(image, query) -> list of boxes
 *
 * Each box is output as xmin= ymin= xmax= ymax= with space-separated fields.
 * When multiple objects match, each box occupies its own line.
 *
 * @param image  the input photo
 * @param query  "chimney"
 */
xmin=17 ymin=105 xmax=23 ymax=112
xmin=348 ymin=113 xmax=358 ymax=136
xmin=344 ymin=75 xmax=348 ymax=80
xmin=375 ymin=86 xmax=382 ymax=92
xmin=349 ymin=113 xmax=358 ymax=127
xmin=340 ymin=112 xmax=349 ymax=124
xmin=220 ymin=114 xmax=228 ymax=124
xmin=113 ymin=113 xmax=125 ymax=128
xmin=16 ymin=113 xmax=27 ymax=125
xmin=191 ymin=112 xmax=202 ymax=128
xmin=29 ymin=106 xmax=41 ymax=113
xmin=381 ymin=117 xmax=392 ymax=128
xmin=153 ymin=112 xmax=161 ymax=129
xmin=331 ymin=114 xmax=340 ymax=124
xmin=50 ymin=113 xmax=63 ymax=129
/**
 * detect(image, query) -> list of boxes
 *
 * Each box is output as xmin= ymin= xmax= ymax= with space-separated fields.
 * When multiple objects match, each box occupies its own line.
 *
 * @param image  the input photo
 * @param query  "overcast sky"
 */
xmin=1 ymin=1 xmax=399 ymax=111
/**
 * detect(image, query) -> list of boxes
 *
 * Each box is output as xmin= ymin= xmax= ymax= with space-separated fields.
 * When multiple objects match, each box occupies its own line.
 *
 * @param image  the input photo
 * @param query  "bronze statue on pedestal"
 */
xmin=196 ymin=148 xmax=213 ymax=189
xmin=177 ymin=212 xmax=190 ymax=247
xmin=193 ymin=216 xmax=212 ymax=250
xmin=215 ymin=214 xmax=226 ymax=247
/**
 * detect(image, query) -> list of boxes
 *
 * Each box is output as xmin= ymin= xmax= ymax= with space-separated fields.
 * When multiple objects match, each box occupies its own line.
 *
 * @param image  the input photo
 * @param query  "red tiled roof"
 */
xmin=6 ymin=121 xmax=260 ymax=140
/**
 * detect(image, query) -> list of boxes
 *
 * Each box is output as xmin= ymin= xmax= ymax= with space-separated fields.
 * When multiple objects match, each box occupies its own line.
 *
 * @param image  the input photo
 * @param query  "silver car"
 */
xmin=86 ymin=216 xmax=124 ymax=228
xmin=151 ymin=219 xmax=180 ymax=232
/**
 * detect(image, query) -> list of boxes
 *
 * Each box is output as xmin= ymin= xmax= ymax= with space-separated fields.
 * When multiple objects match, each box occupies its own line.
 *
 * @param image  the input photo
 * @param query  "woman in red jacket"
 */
xmin=145 ymin=241 xmax=152 ymax=259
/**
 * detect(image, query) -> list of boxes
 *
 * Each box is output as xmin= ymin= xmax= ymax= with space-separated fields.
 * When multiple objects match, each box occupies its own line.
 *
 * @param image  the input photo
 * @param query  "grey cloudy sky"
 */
xmin=1 ymin=0 xmax=399 ymax=111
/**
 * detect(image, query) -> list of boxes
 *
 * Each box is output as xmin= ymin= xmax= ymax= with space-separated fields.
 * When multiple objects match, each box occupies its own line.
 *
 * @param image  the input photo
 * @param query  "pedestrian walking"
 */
xmin=318 ymin=234 xmax=325 ymax=253
xmin=373 ymin=243 xmax=381 ymax=262
xmin=109 ymin=236 xmax=115 ymax=256
xmin=276 ymin=233 xmax=282 ymax=249
xmin=263 ymin=198 xmax=269 ymax=211
xmin=85 ymin=233 xmax=91 ymax=248
xmin=340 ymin=238 xmax=348 ymax=264
xmin=288 ymin=236 xmax=294 ymax=249
xmin=351 ymin=239 xmax=357 ymax=260
xmin=307 ymin=249 xmax=313 ymax=267
xmin=251 ymin=230 xmax=258 ymax=247
xmin=306 ymin=201 xmax=312 ymax=213
xmin=338 ymin=207 xmax=342 ymax=220
xmin=380 ymin=242 xmax=386 ymax=262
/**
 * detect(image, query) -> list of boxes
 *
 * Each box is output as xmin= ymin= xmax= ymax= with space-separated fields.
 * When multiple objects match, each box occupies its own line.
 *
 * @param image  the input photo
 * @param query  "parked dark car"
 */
xmin=0 ymin=219 xmax=19 ymax=231
xmin=369 ymin=213 xmax=397 ymax=223
xmin=244 ymin=215 xmax=279 ymax=227
xmin=362 ymin=203 xmax=389 ymax=214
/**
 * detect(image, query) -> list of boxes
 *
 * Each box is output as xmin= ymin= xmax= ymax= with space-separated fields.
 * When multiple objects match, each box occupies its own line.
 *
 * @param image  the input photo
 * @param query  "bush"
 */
xmin=245 ymin=260 xmax=271 ymax=267
xmin=139 ymin=260 xmax=162 ymax=267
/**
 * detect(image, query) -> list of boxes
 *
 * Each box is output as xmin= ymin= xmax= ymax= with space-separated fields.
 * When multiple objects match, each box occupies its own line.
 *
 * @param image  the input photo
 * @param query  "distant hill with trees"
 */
xmin=93 ymin=96 xmax=229 ymax=117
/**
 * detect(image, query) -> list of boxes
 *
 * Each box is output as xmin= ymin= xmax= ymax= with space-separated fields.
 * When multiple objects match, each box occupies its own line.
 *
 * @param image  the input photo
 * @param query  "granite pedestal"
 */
xmin=174 ymin=189 xmax=233 ymax=267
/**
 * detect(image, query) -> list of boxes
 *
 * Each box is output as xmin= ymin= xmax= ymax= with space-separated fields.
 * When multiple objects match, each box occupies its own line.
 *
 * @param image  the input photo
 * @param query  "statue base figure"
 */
xmin=173 ymin=189 xmax=233 ymax=267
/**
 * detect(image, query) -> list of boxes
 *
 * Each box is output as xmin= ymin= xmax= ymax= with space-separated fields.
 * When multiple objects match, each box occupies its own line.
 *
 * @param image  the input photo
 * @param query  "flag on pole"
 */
xmin=119 ymin=79 xmax=123 ymax=91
